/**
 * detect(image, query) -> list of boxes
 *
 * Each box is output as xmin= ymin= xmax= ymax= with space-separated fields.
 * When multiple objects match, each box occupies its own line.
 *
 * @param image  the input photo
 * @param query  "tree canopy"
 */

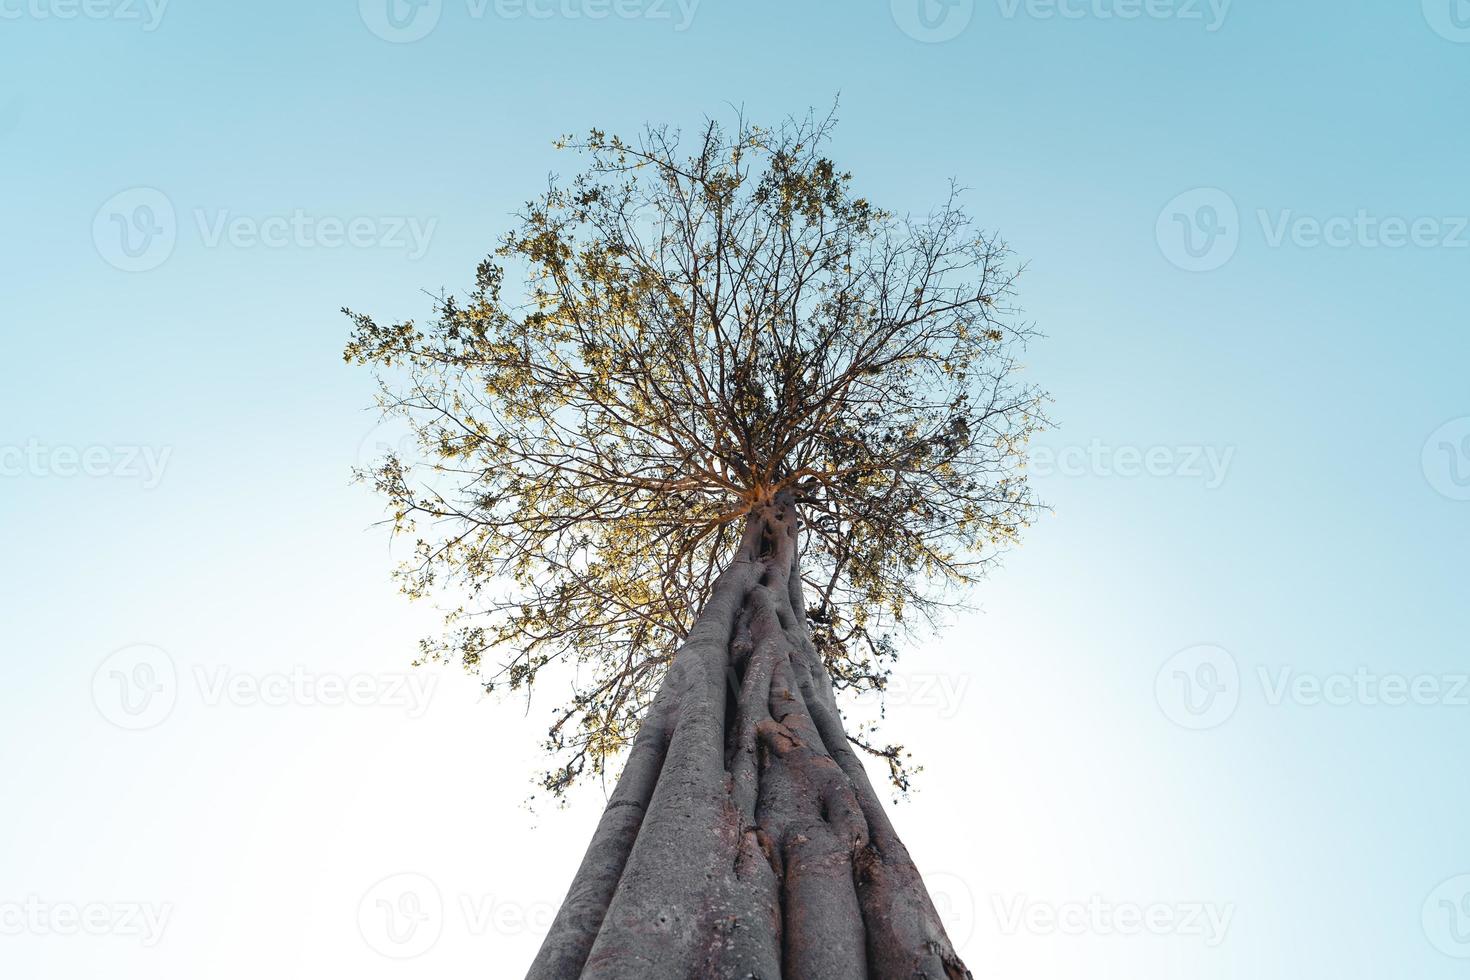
xmin=344 ymin=109 xmax=1046 ymax=799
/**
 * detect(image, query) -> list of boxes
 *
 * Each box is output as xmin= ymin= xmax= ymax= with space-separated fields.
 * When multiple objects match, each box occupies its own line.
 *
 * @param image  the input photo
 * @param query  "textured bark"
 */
xmin=527 ymin=494 xmax=972 ymax=980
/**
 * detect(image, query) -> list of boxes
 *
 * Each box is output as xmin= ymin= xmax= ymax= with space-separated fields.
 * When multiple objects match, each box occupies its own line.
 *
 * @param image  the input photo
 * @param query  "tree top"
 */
xmin=345 ymin=108 xmax=1046 ymax=799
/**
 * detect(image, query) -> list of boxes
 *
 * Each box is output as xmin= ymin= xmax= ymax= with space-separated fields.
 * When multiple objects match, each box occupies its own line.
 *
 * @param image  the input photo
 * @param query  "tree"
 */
xmin=345 ymin=108 xmax=1045 ymax=978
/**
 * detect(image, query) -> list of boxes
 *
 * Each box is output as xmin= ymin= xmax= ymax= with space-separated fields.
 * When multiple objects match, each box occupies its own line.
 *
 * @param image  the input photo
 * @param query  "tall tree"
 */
xmin=346 ymin=109 xmax=1044 ymax=978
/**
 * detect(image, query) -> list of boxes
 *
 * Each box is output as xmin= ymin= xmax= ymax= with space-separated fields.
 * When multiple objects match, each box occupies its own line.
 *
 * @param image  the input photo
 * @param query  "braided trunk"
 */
xmin=527 ymin=493 xmax=972 ymax=980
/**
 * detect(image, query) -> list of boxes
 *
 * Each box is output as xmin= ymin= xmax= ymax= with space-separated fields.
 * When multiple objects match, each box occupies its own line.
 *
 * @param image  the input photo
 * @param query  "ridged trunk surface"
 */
xmin=527 ymin=494 xmax=972 ymax=980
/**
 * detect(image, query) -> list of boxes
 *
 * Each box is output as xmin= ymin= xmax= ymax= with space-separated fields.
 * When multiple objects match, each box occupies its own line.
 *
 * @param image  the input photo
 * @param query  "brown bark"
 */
xmin=527 ymin=493 xmax=972 ymax=980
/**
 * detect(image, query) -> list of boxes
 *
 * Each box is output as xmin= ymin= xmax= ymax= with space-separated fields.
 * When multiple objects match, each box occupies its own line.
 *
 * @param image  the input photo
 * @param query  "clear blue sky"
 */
xmin=3 ymin=2 xmax=1468 ymax=977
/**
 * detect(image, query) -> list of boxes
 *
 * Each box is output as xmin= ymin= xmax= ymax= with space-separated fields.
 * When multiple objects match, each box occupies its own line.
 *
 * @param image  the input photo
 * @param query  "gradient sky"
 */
xmin=3 ymin=1 xmax=1469 ymax=977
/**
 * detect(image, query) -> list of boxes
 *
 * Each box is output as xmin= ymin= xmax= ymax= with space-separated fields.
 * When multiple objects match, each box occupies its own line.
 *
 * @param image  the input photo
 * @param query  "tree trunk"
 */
xmin=526 ymin=493 xmax=972 ymax=980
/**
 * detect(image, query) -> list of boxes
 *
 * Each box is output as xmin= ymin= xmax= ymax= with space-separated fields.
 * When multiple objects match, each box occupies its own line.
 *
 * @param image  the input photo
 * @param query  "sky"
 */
xmin=2 ymin=1 xmax=1469 ymax=977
